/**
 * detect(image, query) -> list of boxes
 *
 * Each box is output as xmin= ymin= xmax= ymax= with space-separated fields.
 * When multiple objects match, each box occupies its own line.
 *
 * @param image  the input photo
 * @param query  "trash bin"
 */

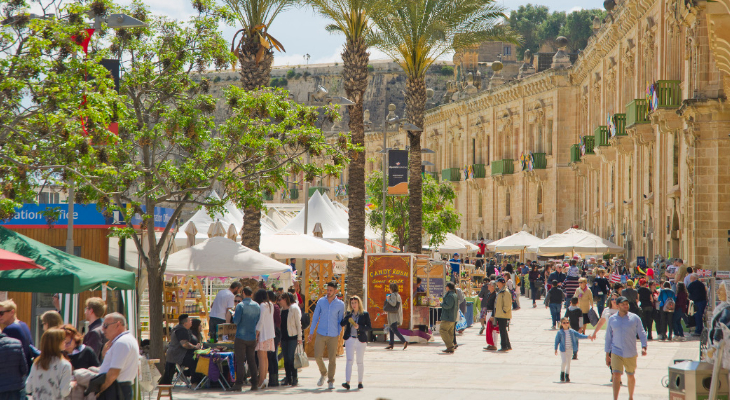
xmin=465 ymin=302 xmax=474 ymax=327
xmin=668 ymin=360 xmax=729 ymax=400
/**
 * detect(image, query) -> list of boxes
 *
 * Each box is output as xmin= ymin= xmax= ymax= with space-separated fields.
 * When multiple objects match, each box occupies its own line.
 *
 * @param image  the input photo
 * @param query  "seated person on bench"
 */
xmin=160 ymin=314 xmax=202 ymax=384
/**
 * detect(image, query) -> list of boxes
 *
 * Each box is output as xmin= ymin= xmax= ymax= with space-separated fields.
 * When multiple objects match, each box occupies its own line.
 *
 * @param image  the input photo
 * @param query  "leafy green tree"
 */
xmin=366 ymin=172 xmax=460 ymax=251
xmin=560 ymin=9 xmax=606 ymax=52
xmin=371 ymin=0 xmax=518 ymax=253
xmin=508 ymin=4 xmax=549 ymax=58
xmin=0 ymin=0 xmax=122 ymax=219
xmin=9 ymin=0 xmax=351 ymax=364
xmin=225 ymin=0 xmax=294 ymax=252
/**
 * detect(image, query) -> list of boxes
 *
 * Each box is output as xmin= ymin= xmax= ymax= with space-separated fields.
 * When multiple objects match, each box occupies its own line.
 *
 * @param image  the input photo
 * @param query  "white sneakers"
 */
xmin=317 ymin=375 xmax=326 ymax=387
xmin=328 ymin=382 xmax=335 ymax=390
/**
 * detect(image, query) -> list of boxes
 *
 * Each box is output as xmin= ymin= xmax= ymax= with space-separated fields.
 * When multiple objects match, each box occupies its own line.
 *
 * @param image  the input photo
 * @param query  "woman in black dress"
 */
xmin=63 ymin=324 xmax=99 ymax=370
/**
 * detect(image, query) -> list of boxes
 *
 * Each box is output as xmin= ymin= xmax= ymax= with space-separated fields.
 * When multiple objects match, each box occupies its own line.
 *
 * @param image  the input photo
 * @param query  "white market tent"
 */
xmin=428 ymin=232 xmax=480 ymax=254
xmin=174 ymin=191 xmax=276 ymax=249
xmin=259 ymin=230 xmax=362 ymax=260
xmin=487 ymin=227 xmax=544 ymax=254
xmin=527 ymin=228 xmax=625 ymax=256
xmin=165 ymin=236 xmax=294 ymax=288
xmin=281 ymin=191 xmax=350 ymax=241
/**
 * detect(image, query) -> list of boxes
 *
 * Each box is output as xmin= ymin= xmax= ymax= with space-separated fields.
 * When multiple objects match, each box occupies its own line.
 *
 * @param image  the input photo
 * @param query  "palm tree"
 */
xmin=225 ymin=0 xmax=292 ymax=250
xmin=371 ymin=0 xmax=518 ymax=253
xmin=305 ymin=0 xmax=384 ymax=299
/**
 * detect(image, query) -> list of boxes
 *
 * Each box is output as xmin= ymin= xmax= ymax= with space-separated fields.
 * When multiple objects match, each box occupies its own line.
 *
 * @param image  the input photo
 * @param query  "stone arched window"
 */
xmin=537 ymin=185 xmax=543 ymax=214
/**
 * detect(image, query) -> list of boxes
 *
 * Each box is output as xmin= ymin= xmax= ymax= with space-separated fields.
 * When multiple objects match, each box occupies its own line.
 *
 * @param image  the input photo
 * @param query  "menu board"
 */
xmin=365 ymin=254 xmax=412 ymax=329
xmin=416 ymin=261 xmax=446 ymax=298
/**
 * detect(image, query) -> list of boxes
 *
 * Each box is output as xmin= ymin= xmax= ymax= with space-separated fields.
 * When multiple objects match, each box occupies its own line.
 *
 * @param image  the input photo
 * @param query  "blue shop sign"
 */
xmin=1 ymin=203 xmax=175 ymax=230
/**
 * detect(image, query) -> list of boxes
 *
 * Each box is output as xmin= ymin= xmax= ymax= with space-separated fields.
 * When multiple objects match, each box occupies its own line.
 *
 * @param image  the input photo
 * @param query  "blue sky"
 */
xmin=119 ymin=0 xmax=605 ymax=66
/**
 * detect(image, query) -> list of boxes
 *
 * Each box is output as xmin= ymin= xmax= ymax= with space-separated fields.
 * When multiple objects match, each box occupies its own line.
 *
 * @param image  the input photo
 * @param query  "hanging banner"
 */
xmin=388 ymin=149 xmax=409 ymax=195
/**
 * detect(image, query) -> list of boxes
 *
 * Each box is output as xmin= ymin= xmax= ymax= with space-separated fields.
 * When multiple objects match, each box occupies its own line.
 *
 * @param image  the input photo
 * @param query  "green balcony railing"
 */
xmin=610 ymin=113 xmax=627 ymax=137
xmin=594 ymin=125 xmax=610 ymax=147
xmin=626 ymin=99 xmax=650 ymax=128
xmin=290 ymin=187 xmax=299 ymax=200
xmin=654 ymin=80 xmax=682 ymax=108
xmin=441 ymin=168 xmax=461 ymax=182
xmin=471 ymin=164 xmax=487 ymax=178
xmin=570 ymin=144 xmax=581 ymax=163
xmin=531 ymin=152 xmax=547 ymax=169
xmin=491 ymin=159 xmax=514 ymax=176
xmin=581 ymin=135 xmax=596 ymax=155
xmin=423 ymin=171 xmax=438 ymax=181
xmin=308 ymin=186 xmax=329 ymax=196
xmin=264 ymin=191 xmax=274 ymax=201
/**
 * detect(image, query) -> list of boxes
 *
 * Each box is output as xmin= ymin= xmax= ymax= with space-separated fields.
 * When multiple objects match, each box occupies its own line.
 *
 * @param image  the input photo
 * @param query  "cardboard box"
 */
xmin=217 ymin=323 xmax=237 ymax=337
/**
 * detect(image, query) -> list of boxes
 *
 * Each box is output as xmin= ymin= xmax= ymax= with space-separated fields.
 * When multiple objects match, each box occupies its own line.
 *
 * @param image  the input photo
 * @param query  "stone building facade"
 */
xmin=408 ymin=0 xmax=730 ymax=269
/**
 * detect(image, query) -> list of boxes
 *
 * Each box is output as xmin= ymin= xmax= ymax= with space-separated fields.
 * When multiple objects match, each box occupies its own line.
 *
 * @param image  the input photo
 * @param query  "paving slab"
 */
xmin=164 ymin=301 xmax=698 ymax=400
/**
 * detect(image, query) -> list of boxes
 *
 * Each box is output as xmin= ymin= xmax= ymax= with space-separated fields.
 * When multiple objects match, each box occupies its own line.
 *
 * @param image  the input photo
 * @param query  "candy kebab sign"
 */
xmin=364 ymin=254 xmax=413 ymax=329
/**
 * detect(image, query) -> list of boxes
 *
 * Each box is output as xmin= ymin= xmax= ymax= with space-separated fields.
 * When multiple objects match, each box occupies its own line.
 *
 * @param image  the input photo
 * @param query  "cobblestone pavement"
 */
xmin=165 ymin=301 xmax=697 ymax=400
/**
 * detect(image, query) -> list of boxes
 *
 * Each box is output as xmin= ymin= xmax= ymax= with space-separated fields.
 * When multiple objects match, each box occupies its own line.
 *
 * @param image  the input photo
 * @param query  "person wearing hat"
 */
xmin=449 ymin=253 xmax=461 ymax=283
xmin=605 ymin=296 xmax=648 ymax=400
xmin=494 ymin=277 xmax=512 ymax=351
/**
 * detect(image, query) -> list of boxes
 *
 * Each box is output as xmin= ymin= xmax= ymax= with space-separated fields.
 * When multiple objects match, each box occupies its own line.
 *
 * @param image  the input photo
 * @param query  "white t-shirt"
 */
xmin=99 ymin=331 xmax=139 ymax=383
xmin=601 ymin=308 xmax=619 ymax=320
xmin=210 ymin=289 xmax=235 ymax=319
xmin=564 ymin=330 xmax=573 ymax=352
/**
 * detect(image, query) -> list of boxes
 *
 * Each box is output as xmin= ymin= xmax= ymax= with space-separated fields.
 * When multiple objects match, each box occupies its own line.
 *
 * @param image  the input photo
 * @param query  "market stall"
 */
xmin=527 ymin=228 xmax=624 ymax=256
xmin=487 ymin=226 xmax=543 ymax=261
xmin=365 ymin=253 xmax=433 ymax=343
xmin=0 ymin=227 xmax=137 ymax=335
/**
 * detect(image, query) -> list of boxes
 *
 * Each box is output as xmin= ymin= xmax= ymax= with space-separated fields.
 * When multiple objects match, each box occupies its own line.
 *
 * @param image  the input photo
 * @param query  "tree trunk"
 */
xmin=147 ymin=261 xmax=165 ymax=372
xmin=237 ymin=34 xmax=274 ymax=252
xmin=406 ymin=76 xmax=426 ymax=254
xmin=343 ymin=37 xmax=369 ymax=299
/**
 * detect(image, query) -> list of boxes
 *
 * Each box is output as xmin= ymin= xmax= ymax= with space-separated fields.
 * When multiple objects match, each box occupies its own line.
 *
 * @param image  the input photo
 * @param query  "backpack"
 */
xmin=663 ymin=297 xmax=676 ymax=312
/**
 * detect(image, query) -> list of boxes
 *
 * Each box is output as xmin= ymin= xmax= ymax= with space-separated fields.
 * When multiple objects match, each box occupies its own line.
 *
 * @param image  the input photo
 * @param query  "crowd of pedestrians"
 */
xmin=0 ymin=298 xmax=139 ymax=400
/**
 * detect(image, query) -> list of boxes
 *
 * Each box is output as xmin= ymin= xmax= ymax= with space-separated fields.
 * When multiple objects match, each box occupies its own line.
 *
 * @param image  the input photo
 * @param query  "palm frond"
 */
xmin=224 ymin=0 xmax=295 ymax=34
xmin=325 ymin=23 xmax=343 ymax=34
xmin=370 ymin=0 xmax=521 ymax=79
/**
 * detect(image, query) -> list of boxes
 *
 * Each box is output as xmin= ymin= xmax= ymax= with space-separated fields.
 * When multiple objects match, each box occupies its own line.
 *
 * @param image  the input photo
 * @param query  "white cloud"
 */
xmin=569 ymin=6 xmax=584 ymax=12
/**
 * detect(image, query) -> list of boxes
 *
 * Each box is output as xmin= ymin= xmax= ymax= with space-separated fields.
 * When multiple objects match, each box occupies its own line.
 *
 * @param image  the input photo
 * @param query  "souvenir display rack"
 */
xmin=163 ymin=275 xmax=209 ymax=341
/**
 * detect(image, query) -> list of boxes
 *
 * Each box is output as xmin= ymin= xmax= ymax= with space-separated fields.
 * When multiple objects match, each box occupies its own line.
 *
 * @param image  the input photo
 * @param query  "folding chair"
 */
xmin=172 ymin=364 xmax=192 ymax=389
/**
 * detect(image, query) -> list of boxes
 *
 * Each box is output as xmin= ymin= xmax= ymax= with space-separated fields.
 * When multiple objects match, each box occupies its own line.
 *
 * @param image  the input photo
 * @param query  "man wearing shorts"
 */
xmin=605 ymin=296 xmax=648 ymax=400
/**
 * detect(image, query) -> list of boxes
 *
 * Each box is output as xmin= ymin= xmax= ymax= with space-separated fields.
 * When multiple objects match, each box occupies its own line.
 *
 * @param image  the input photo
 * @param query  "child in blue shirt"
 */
xmin=555 ymin=317 xmax=591 ymax=383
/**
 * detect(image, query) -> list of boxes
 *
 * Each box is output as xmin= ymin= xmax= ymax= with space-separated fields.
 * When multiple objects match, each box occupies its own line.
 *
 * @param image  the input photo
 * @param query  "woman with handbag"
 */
xmin=277 ymin=293 xmax=302 ymax=386
xmin=384 ymin=283 xmax=408 ymax=350
xmin=340 ymin=295 xmax=370 ymax=390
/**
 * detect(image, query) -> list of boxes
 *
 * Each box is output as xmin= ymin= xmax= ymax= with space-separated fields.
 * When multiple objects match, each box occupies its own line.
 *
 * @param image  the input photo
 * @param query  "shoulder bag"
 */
xmin=383 ymin=295 xmax=400 ymax=313
xmin=294 ymin=343 xmax=309 ymax=369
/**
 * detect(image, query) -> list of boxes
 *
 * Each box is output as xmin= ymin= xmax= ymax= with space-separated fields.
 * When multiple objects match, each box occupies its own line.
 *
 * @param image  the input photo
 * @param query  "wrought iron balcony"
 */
xmin=441 ymin=168 xmax=461 ymax=182
xmin=471 ymin=164 xmax=487 ymax=178
xmin=594 ymin=126 xmax=610 ymax=147
xmin=609 ymin=113 xmax=626 ymax=137
xmin=308 ymin=186 xmax=329 ymax=196
xmin=570 ymin=144 xmax=581 ymax=163
xmin=264 ymin=191 xmax=274 ymax=201
xmin=290 ymin=187 xmax=299 ymax=200
xmin=531 ymin=153 xmax=547 ymax=169
xmin=653 ymin=80 xmax=682 ymax=108
xmin=626 ymin=99 xmax=650 ymax=128
xmin=581 ymin=135 xmax=596 ymax=155
xmin=491 ymin=159 xmax=514 ymax=176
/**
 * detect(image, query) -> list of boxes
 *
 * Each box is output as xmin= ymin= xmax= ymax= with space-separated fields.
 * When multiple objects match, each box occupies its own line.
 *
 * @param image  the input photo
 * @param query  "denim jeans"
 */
xmin=595 ymin=293 xmax=606 ymax=317
xmin=549 ymin=303 xmax=562 ymax=327
xmin=389 ymin=322 xmax=407 ymax=345
xmin=280 ymin=339 xmax=298 ymax=381
xmin=673 ymin=310 xmax=685 ymax=337
xmin=694 ymin=301 xmax=707 ymax=334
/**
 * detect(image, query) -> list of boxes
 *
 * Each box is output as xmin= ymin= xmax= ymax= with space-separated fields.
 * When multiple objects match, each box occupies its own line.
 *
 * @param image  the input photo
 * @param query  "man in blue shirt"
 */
xmin=231 ymin=287 xmax=261 ymax=392
xmin=604 ymin=296 xmax=648 ymax=400
xmin=308 ymin=281 xmax=344 ymax=390
xmin=449 ymin=253 xmax=461 ymax=283
xmin=0 ymin=300 xmax=35 ymax=369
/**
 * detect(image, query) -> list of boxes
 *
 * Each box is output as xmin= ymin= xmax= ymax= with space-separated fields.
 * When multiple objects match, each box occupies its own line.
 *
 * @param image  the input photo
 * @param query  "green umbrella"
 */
xmin=0 ymin=227 xmax=135 ymax=293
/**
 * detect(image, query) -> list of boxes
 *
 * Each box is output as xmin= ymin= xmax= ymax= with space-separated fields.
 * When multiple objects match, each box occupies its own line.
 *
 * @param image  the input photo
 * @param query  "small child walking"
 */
xmin=567 ymin=297 xmax=583 ymax=360
xmin=554 ymin=317 xmax=591 ymax=382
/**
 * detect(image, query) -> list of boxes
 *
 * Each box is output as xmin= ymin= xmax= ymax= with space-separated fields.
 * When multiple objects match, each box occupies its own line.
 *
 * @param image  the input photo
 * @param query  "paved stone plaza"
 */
xmin=171 ymin=305 xmax=697 ymax=400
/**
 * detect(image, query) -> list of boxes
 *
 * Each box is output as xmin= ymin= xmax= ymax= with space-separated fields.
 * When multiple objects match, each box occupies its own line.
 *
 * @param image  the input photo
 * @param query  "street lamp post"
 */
xmin=381 ymin=104 xmax=398 ymax=252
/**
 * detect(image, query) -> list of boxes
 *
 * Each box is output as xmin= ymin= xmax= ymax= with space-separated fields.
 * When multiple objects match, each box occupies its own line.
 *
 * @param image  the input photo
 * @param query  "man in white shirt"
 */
xmin=98 ymin=312 xmax=139 ymax=400
xmin=209 ymin=282 xmax=242 ymax=341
